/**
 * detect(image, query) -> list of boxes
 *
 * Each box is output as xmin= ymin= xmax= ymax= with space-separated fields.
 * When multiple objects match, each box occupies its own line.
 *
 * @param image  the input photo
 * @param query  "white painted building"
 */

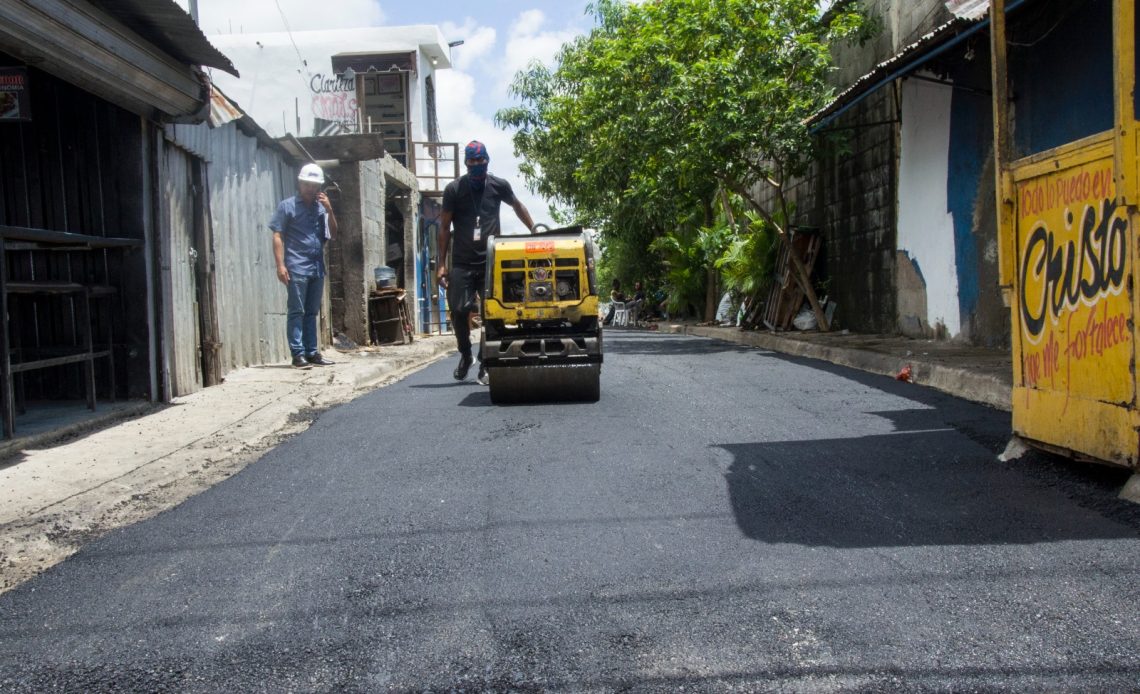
xmin=205 ymin=26 xmax=453 ymax=170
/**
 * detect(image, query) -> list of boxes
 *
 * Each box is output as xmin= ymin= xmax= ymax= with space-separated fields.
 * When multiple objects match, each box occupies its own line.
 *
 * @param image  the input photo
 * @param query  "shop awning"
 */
xmin=95 ymin=0 xmax=239 ymax=77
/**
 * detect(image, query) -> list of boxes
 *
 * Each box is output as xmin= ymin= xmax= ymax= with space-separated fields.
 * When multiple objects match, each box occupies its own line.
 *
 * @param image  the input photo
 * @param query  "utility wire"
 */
xmin=274 ymin=0 xmax=311 ymax=85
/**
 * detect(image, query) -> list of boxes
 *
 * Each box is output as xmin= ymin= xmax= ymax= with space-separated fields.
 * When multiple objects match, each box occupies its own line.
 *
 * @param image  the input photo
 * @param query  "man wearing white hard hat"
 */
xmin=269 ymin=163 xmax=338 ymax=368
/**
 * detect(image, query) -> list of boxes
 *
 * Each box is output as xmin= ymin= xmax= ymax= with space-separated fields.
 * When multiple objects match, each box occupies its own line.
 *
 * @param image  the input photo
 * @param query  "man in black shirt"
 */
xmin=437 ymin=140 xmax=535 ymax=384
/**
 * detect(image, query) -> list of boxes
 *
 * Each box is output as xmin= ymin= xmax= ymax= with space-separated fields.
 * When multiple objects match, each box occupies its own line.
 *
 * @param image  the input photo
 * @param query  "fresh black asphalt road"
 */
xmin=1 ymin=331 xmax=1139 ymax=692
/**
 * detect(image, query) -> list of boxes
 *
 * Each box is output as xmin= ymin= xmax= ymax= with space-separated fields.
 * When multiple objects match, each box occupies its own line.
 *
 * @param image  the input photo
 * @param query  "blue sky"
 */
xmin=192 ymin=0 xmax=607 ymax=231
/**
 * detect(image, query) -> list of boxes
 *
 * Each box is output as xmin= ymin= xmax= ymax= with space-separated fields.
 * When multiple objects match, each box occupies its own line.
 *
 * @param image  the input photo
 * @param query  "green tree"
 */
xmin=497 ymin=0 xmax=863 ymax=328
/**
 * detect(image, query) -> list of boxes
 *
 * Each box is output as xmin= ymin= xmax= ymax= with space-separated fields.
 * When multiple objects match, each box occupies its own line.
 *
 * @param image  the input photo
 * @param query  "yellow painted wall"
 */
xmin=1010 ymin=138 xmax=1138 ymax=467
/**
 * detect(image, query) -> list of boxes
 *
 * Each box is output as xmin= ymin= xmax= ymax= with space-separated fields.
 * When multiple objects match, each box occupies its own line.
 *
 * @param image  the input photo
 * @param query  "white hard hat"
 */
xmin=298 ymin=163 xmax=324 ymax=184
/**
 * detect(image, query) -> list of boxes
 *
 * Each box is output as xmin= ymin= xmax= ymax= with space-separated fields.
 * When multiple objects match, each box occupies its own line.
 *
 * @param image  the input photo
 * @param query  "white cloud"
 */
xmin=498 ymin=10 xmax=580 ymax=93
xmin=194 ymin=0 xmax=385 ymax=35
xmin=435 ymin=69 xmax=544 ymax=234
xmin=431 ymin=10 xmax=587 ymax=235
xmin=438 ymin=19 xmax=497 ymax=71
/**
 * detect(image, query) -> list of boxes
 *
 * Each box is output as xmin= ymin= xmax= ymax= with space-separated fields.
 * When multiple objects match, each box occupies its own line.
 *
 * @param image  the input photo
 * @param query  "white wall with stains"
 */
xmin=897 ymin=75 xmax=961 ymax=338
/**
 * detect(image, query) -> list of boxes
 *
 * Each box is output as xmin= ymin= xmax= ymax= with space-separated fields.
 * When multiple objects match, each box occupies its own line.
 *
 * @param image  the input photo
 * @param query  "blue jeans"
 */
xmin=286 ymin=274 xmax=323 ymax=357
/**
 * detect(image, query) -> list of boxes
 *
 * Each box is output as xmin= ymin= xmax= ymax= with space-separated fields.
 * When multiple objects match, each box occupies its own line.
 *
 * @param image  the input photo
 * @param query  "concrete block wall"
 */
xmin=375 ymin=154 xmax=420 ymax=300
xmin=817 ymin=88 xmax=900 ymax=334
xmin=327 ymin=161 xmax=387 ymax=346
xmin=753 ymin=86 xmax=898 ymax=334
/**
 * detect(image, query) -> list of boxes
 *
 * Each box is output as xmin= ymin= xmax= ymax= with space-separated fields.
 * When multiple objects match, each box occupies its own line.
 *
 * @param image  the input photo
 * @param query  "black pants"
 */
xmin=449 ymin=264 xmax=484 ymax=360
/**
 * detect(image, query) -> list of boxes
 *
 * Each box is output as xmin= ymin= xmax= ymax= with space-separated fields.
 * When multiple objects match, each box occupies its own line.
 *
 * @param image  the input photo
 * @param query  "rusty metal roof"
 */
xmin=809 ymin=0 xmax=1042 ymax=130
xmin=208 ymin=84 xmax=244 ymax=127
xmin=808 ymin=15 xmax=978 ymax=127
xmin=93 ymin=0 xmax=239 ymax=76
xmin=945 ymin=0 xmax=991 ymax=20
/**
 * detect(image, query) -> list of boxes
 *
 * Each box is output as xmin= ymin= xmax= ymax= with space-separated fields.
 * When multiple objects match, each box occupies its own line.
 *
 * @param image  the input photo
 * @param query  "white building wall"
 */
xmin=897 ymin=76 xmax=961 ymax=338
xmin=206 ymin=26 xmax=450 ymax=139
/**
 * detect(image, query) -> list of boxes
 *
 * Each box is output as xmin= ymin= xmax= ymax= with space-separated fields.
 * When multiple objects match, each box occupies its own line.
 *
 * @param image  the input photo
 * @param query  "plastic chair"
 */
xmin=626 ymin=301 xmax=641 ymax=327
xmin=611 ymin=301 xmax=629 ymax=327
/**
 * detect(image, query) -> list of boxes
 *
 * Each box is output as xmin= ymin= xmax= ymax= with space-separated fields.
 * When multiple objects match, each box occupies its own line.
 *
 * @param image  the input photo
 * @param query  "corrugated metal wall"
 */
xmin=167 ymin=121 xmax=295 ymax=377
xmin=159 ymin=141 xmax=202 ymax=396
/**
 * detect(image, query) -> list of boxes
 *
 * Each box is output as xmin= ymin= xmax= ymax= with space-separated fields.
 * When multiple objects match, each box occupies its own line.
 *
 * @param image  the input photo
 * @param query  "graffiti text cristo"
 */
xmin=1018 ymin=198 xmax=1127 ymax=341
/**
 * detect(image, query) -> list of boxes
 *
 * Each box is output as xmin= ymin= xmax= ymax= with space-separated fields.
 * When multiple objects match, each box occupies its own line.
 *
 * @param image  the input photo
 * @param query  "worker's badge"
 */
xmin=473 ymin=217 xmax=481 ymax=241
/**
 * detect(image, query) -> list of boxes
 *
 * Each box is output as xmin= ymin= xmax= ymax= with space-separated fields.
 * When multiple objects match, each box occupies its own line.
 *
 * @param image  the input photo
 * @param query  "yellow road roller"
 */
xmin=480 ymin=224 xmax=602 ymax=403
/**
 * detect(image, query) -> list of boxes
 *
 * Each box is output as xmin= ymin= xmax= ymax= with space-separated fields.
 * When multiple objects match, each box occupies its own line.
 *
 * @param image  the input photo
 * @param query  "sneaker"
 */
xmin=476 ymin=364 xmax=488 ymax=385
xmin=306 ymin=352 xmax=335 ymax=366
xmin=453 ymin=354 xmax=473 ymax=380
xmin=292 ymin=355 xmax=311 ymax=369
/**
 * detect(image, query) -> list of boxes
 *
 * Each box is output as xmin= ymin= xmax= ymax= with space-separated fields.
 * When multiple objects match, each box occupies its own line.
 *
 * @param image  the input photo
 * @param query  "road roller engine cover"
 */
xmin=480 ymin=225 xmax=603 ymax=403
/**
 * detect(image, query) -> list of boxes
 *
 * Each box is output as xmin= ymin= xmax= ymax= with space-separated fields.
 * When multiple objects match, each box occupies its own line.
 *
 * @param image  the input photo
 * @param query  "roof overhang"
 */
xmin=332 ymin=51 xmax=417 ymax=76
xmin=0 ymin=0 xmax=235 ymax=121
xmin=808 ymin=0 xmax=1031 ymax=132
xmin=94 ymin=0 xmax=238 ymax=76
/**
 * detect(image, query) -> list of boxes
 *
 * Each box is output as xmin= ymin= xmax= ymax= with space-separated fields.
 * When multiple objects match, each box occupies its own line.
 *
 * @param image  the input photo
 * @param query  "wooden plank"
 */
xmin=193 ymin=159 xmax=222 ymax=387
xmin=989 ymin=0 xmax=1015 ymax=290
xmin=5 ymin=281 xmax=85 ymax=294
xmin=0 ymin=242 xmax=13 ymax=437
xmin=1114 ymin=0 xmax=1138 ymax=205
xmin=0 ymin=226 xmax=142 ymax=247
xmin=10 ymin=350 xmax=110 ymax=373
xmin=24 ymin=90 xmax=45 ymax=231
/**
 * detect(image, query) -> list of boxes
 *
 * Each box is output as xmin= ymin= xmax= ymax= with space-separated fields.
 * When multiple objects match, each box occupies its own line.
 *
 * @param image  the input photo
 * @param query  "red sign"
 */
xmin=0 ymin=68 xmax=31 ymax=121
xmin=525 ymin=241 xmax=555 ymax=253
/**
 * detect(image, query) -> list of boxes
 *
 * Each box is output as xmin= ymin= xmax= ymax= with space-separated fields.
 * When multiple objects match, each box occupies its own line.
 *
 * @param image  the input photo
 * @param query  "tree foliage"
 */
xmin=496 ymin=0 xmax=864 ymax=319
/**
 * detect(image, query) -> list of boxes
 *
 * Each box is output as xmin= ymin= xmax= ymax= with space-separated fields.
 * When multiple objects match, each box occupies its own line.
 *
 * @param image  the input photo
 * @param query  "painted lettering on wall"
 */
xmin=1018 ymin=167 xmax=1114 ymax=219
xmin=1018 ymin=198 xmax=1127 ymax=340
xmin=1015 ymin=158 xmax=1133 ymax=406
xmin=309 ymin=73 xmax=356 ymax=126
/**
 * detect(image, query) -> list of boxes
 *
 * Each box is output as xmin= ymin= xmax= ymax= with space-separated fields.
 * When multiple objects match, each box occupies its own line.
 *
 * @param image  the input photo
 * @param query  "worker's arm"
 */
xmin=272 ymin=232 xmax=289 ymax=284
xmin=511 ymin=198 xmax=535 ymax=232
xmin=436 ymin=209 xmax=453 ymax=288
xmin=318 ymin=192 xmax=337 ymax=239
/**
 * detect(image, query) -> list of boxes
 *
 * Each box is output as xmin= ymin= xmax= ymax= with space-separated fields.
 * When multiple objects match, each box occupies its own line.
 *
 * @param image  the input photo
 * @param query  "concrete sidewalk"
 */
xmin=656 ymin=322 xmax=1013 ymax=411
xmin=0 ymin=336 xmax=455 ymax=593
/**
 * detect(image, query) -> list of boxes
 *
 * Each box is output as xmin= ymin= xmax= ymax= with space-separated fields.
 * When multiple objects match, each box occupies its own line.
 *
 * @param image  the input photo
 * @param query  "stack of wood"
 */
xmin=740 ymin=229 xmax=822 ymax=331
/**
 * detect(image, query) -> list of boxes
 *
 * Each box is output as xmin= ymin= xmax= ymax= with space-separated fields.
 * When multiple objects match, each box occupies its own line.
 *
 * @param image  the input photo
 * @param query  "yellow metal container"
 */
xmin=1009 ymin=136 xmax=1137 ymax=466
xmin=995 ymin=0 xmax=1139 ymax=469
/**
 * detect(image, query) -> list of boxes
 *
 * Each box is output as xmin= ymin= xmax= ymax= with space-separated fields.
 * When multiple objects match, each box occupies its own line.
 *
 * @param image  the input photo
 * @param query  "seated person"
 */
xmin=626 ymin=281 xmax=647 ymax=323
xmin=603 ymin=278 xmax=625 ymax=326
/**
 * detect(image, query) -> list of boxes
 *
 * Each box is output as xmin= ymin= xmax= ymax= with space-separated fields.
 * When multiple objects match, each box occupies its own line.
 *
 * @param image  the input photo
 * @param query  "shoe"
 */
xmin=291 ymin=355 xmax=311 ymax=369
xmin=476 ymin=364 xmax=488 ymax=385
xmin=306 ymin=352 xmax=335 ymax=366
xmin=453 ymin=354 xmax=473 ymax=380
